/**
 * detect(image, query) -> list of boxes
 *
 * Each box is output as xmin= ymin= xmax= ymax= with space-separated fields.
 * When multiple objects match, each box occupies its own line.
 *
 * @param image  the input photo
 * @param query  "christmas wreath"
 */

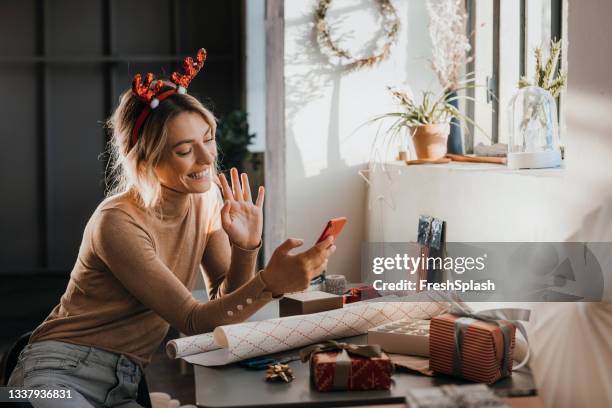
xmin=315 ymin=0 xmax=400 ymax=69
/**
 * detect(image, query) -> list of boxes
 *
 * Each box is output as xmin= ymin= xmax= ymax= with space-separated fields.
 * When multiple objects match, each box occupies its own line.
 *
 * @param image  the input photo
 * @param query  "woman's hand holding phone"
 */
xmin=260 ymin=236 xmax=337 ymax=296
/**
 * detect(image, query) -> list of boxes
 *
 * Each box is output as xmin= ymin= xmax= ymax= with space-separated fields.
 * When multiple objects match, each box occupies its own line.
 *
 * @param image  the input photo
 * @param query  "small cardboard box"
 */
xmin=279 ymin=291 xmax=343 ymax=317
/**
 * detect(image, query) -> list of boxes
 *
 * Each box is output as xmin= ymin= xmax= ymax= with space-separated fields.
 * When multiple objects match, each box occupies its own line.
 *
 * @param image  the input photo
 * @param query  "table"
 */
xmin=194 ymin=334 xmax=537 ymax=408
xmin=341 ymin=398 xmax=542 ymax=408
xmin=192 ymin=300 xmax=538 ymax=408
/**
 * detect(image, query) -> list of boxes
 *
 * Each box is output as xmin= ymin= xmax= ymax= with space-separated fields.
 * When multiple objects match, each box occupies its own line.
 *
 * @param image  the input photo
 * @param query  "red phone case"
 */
xmin=316 ymin=217 xmax=347 ymax=243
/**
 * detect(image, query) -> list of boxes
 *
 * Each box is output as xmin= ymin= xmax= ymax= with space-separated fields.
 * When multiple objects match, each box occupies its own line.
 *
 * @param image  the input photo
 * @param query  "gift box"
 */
xmin=279 ymin=291 xmax=343 ymax=317
xmin=342 ymin=285 xmax=381 ymax=304
xmin=429 ymin=313 xmax=516 ymax=384
xmin=368 ymin=319 xmax=430 ymax=357
xmin=301 ymin=341 xmax=392 ymax=391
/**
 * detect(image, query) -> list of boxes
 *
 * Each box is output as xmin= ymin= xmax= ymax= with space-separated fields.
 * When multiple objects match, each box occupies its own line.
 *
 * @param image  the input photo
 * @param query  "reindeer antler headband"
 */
xmin=129 ymin=48 xmax=207 ymax=151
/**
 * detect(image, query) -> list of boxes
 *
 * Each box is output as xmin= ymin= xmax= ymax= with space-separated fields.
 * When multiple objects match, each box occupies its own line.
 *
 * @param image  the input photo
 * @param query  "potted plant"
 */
xmin=371 ymin=87 xmax=481 ymax=160
xmin=518 ymin=39 xmax=566 ymax=98
xmin=215 ymin=110 xmax=256 ymax=172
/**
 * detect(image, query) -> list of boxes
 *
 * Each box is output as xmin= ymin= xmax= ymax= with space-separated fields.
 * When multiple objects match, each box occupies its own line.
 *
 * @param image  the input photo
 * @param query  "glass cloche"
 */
xmin=507 ymin=86 xmax=562 ymax=169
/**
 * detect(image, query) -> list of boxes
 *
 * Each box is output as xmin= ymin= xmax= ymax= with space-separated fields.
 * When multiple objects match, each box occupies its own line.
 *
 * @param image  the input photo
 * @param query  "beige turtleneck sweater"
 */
xmin=29 ymin=185 xmax=273 ymax=368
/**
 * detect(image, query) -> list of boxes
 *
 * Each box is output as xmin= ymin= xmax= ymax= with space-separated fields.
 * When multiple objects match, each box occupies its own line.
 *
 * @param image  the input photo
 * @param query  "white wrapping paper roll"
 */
xmin=166 ymin=332 xmax=220 ymax=359
xmin=181 ymin=299 xmax=448 ymax=366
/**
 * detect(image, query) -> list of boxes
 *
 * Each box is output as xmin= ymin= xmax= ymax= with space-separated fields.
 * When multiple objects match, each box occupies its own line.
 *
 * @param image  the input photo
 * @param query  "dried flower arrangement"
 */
xmin=315 ymin=0 xmax=400 ymax=70
xmin=519 ymin=39 xmax=567 ymax=97
xmin=426 ymin=0 xmax=472 ymax=92
xmin=426 ymin=0 xmax=474 ymax=153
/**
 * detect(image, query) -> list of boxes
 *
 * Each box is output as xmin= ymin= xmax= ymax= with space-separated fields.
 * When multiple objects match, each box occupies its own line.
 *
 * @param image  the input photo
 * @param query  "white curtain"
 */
xmin=527 ymin=196 xmax=612 ymax=408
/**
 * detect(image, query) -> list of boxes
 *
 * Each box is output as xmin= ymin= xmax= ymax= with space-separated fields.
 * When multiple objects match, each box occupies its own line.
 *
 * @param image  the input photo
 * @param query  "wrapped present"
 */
xmin=279 ymin=290 xmax=343 ymax=317
xmin=300 ymin=340 xmax=392 ymax=391
xmin=342 ymin=285 xmax=381 ymax=304
xmin=429 ymin=304 xmax=530 ymax=384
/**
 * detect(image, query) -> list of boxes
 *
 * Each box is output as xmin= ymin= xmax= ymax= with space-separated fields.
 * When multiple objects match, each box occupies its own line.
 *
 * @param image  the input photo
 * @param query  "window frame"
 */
xmin=465 ymin=0 xmax=564 ymax=153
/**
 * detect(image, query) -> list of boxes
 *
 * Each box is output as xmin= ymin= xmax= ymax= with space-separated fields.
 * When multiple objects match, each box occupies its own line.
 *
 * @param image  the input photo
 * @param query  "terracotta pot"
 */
xmin=411 ymin=124 xmax=450 ymax=160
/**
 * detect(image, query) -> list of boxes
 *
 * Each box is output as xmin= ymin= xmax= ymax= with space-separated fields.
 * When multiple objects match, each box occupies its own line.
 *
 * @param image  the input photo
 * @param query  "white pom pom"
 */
xmin=150 ymin=98 xmax=159 ymax=109
xmin=177 ymin=86 xmax=187 ymax=94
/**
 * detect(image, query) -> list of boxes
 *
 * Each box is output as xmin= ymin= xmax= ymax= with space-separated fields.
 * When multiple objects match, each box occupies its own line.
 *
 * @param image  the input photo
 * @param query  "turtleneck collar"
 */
xmin=156 ymin=184 xmax=191 ymax=218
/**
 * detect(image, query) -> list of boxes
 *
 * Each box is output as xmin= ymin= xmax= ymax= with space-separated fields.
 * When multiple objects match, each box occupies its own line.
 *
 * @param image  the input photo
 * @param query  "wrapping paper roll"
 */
xmin=171 ymin=298 xmax=448 ymax=366
xmin=166 ymin=332 xmax=220 ymax=359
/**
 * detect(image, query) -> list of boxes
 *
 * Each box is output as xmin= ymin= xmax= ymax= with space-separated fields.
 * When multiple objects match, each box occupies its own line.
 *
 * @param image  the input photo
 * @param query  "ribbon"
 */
xmin=444 ymin=299 xmax=531 ymax=378
xmin=300 ymin=340 xmax=383 ymax=389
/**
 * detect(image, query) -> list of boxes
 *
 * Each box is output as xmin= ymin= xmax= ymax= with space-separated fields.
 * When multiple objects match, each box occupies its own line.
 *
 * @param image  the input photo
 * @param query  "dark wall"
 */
xmin=0 ymin=0 xmax=245 ymax=341
xmin=0 ymin=0 xmax=244 ymax=273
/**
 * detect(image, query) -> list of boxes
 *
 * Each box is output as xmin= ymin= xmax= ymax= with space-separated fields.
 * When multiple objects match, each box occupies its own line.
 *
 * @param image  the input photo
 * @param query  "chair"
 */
xmin=1 ymin=332 xmax=152 ymax=408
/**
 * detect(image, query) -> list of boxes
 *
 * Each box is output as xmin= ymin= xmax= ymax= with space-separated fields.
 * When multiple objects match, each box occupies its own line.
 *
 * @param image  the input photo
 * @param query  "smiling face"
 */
xmin=154 ymin=111 xmax=217 ymax=194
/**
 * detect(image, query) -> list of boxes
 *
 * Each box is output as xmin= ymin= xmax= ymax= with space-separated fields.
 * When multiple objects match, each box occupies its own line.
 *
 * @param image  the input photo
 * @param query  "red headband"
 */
xmin=129 ymin=48 xmax=207 ymax=151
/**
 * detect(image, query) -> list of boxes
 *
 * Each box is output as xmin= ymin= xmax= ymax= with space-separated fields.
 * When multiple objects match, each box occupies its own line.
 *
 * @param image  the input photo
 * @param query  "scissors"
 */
xmin=239 ymin=355 xmax=301 ymax=370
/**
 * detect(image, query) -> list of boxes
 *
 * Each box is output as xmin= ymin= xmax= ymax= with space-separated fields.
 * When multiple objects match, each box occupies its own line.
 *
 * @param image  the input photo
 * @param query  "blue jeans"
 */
xmin=7 ymin=340 xmax=143 ymax=408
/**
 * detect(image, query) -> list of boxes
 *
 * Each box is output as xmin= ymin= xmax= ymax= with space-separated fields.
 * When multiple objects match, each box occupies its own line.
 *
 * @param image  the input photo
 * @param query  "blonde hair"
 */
xmin=105 ymin=85 xmax=217 ymax=208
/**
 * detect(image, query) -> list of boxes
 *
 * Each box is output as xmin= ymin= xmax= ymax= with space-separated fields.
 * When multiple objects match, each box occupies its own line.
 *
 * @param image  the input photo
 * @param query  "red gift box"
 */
xmin=304 ymin=342 xmax=392 ymax=391
xmin=429 ymin=313 xmax=516 ymax=384
xmin=342 ymin=285 xmax=381 ymax=304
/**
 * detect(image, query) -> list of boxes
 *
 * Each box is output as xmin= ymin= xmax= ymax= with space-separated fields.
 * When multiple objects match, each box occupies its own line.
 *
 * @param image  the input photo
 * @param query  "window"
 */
xmin=464 ymin=0 xmax=564 ymax=152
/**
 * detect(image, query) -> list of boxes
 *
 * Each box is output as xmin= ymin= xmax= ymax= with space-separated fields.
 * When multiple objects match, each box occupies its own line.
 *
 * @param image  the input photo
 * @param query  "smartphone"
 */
xmin=316 ymin=217 xmax=348 ymax=245
xmin=310 ymin=217 xmax=347 ymax=285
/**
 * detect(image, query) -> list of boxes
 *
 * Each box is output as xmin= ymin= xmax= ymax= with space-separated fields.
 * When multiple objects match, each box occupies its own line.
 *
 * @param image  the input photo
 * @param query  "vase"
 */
xmin=411 ymin=124 xmax=450 ymax=160
xmin=445 ymin=90 xmax=464 ymax=154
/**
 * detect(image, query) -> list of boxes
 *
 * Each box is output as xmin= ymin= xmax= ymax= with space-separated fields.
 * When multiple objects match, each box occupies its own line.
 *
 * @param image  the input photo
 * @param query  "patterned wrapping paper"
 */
xmin=429 ymin=313 xmax=516 ymax=384
xmin=311 ymin=350 xmax=392 ymax=391
xmin=179 ymin=300 xmax=448 ymax=366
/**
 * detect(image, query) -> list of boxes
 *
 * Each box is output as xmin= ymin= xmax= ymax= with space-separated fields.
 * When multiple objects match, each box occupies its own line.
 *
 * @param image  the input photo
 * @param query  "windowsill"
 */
xmin=389 ymin=160 xmax=566 ymax=178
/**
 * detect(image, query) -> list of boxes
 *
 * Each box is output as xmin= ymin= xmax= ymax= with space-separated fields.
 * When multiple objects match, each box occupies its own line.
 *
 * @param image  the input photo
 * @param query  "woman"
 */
xmin=8 ymin=52 xmax=335 ymax=407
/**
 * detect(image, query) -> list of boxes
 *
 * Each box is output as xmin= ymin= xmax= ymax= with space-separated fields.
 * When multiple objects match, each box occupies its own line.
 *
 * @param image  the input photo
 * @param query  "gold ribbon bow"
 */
xmin=300 ymin=340 xmax=382 ymax=362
